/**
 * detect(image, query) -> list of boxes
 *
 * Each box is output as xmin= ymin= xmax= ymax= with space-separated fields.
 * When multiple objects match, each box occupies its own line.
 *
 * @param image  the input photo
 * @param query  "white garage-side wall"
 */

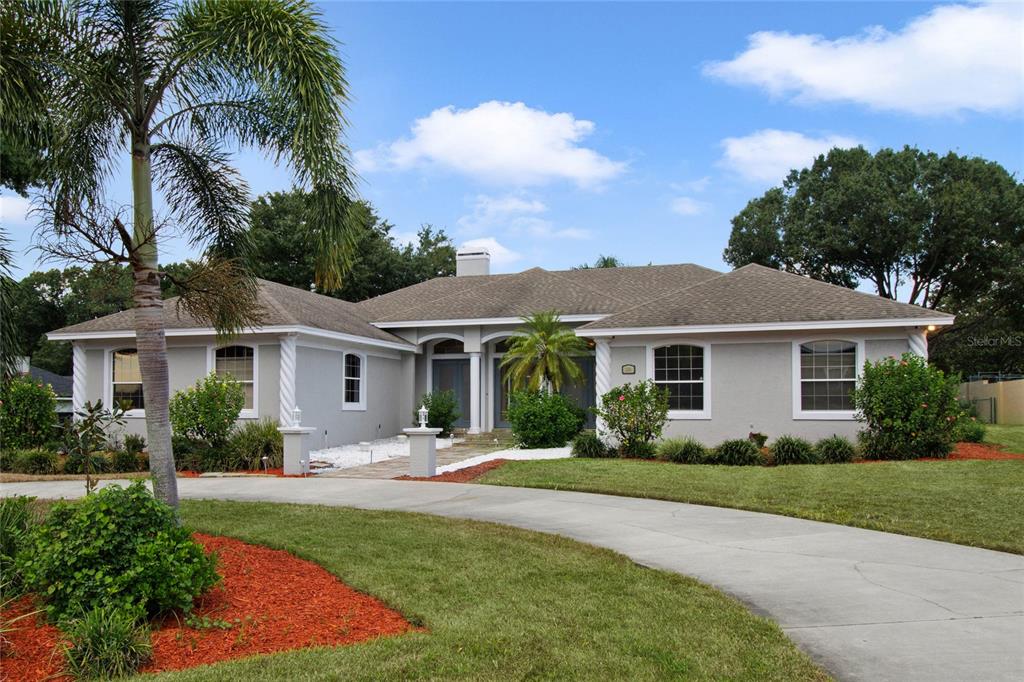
xmin=605 ymin=331 xmax=913 ymax=445
xmin=294 ymin=345 xmax=405 ymax=450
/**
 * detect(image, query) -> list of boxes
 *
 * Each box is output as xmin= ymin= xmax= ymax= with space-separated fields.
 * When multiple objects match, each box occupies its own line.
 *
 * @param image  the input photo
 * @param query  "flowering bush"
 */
xmin=852 ymin=353 xmax=961 ymax=460
xmin=596 ymin=381 xmax=669 ymax=457
xmin=0 ymin=376 xmax=58 ymax=449
xmin=169 ymin=373 xmax=244 ymax=446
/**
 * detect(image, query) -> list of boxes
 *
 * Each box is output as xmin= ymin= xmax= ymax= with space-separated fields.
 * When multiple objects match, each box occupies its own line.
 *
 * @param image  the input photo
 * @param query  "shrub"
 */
xmin=14 ymin=449 xmax=59 ymax=475
xmin=63 ymin=605 xmax=152 ymax=679
xmin=0 ymin=496 xmax=36 ymax=597
xmin=657 ymin=437 xmax=706 ymax=464
xmin=415 ymin=390 xmax=460 ymax=437
xmin=111 ymin=448 xmax=141 ymax=473
xmin=852 ymin=353 xmax=961 ymax=460
xmin=815 ymin=435 xmax=857 ymax=463
xmin=571 ymin=431 xmax=612 ymax=457
xmin=0 ymin=376 xmax=58 ymax=449
xmin=954 ymin=417 xmax=986 ymax=443
xmin=709 ymin=439 xmax=764 ymax=466
xmin=169 ymin=373 xmax=244 ymax=446
xmin=124 ymin=433 xmax=147 ymax=455
xmin=595 ymin=381 xmax=670 ymax=457
xmin=770 ymin=435 xmax=819 ymax=465
xmin=229 ymin=419 xmax=283 ymax=470
xmin=508 ymin=391 xmax=582 ymax=448
xmin=17 ymin=481 xmax=219 ymax=621
xmin=171 ymin=436 xmax=236 ymax=473
xmin=62 ymin=452 xmax=110 ymax=475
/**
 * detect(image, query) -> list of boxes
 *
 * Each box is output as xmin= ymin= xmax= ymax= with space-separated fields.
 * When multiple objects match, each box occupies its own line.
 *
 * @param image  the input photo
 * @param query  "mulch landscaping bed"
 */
xmin=857 ymin=441 xmax=1024 ymax=463
xmin=0 ymin=534 xmax=413 ymax=680
xmin=396 ymin=458 xmax=509 ymax=482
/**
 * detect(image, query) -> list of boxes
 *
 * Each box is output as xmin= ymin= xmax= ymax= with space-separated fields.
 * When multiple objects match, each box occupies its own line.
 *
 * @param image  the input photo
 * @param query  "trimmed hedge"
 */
xmin=709 ymin=439 xmax=764 ymax=466
xmin=508 ymin=391 xmax=583 ymax=448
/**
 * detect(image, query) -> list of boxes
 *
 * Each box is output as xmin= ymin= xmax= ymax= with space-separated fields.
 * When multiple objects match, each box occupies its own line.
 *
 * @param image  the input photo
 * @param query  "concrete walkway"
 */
xmin=3 ymin=478 xmax=1022 ymax=682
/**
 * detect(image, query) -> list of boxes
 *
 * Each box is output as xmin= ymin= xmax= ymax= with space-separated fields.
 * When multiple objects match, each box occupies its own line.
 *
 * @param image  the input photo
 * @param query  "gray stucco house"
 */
xmin=48 ymin=249 xmax=953 ymax=448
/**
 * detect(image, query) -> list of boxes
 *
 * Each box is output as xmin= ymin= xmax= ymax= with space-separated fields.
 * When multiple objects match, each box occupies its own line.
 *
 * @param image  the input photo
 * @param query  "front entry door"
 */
xmin=493 ymin=359 xmax=512 ymax=428
xmin=432 ymin=358 xmax=471 ymax=428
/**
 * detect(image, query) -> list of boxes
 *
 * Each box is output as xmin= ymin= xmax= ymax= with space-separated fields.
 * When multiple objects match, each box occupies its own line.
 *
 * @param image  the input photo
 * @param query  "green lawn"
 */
xmin=985 ymin=424 xmax=1024 ymax=453
xmin=149 ymin=501 xmax=826 ymax=681
xmin=480 ymin=459 xmax=1024 ymax=554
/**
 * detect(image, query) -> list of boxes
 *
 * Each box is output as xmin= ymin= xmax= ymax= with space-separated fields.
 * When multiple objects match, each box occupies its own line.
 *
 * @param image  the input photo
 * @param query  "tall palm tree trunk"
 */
xmin=131 ymin=139 xmax=178 ymax=507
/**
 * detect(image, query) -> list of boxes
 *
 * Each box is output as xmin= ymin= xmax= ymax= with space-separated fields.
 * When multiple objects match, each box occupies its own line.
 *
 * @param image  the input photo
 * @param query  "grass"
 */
xmin=480 ymin=459 xmax=1024 ymax=554
xmin=985 ymin=424 xmax=1024 ymax=453
xmin=148 ymin=500 xmax=826 ymax=681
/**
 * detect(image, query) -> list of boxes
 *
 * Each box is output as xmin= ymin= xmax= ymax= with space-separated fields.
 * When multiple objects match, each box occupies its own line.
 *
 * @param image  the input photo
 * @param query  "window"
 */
xmin=432 ymin=338 xmax=464 ymax=354
xmin=653 ymin=345 xmax=704 ymax=411
xmin=112 ymin=349 xmax=144 ymax=411
xmin=799 ymin=341 xmax=856 ymax=411
xmin=343 ymin=352 xmax=364 ymax=409
xmin=215 ymin=346 xmax=255 ymax=410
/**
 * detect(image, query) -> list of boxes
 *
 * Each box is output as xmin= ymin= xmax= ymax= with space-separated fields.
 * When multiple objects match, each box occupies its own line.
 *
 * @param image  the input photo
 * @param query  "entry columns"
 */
xmin=594 ymin=340 xmax=611 ymax=435
xmin=469 ymin=351 xmax=481 ymax=434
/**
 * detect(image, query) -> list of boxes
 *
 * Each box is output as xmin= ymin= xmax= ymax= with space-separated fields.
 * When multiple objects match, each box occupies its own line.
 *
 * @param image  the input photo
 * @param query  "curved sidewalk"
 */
xmin=3 ymin=477 xmax=1022 ymax=681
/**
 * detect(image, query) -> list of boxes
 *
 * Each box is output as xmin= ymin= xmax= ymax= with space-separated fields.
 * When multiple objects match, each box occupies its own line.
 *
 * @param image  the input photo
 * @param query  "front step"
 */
xmin=456 ymin=429 xmax=515 ymax=446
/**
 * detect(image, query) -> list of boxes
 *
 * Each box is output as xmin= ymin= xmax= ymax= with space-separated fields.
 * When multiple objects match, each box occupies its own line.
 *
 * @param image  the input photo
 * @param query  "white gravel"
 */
xmin=311 ymin=436 xmax=455 ymax=472
xmin=435 ymin=446 xmax=570 ymax=474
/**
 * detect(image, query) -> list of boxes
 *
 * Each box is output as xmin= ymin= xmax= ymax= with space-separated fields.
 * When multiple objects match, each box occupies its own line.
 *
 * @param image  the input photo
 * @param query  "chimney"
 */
xmin=456 ymin=248 xmax=490 ymax=277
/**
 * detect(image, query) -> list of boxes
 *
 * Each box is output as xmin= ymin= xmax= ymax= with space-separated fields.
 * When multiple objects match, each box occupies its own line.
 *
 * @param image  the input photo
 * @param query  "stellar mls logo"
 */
xmin=967 ymin=335 xmax=1023 ymax=348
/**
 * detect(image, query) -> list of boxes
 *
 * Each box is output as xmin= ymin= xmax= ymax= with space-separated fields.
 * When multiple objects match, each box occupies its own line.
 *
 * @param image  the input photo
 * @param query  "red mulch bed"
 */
xmin=857 ymin=441 xmax=1024 ymax=463
xmin=0 ymin=534 xmax=412 ymax=680
xmin=395 ymin=458 xmax=509 ymax=482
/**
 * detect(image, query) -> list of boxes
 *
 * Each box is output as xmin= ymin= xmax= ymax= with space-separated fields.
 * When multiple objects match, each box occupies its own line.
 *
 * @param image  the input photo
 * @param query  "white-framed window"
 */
xmin=214 ymin=345 xmax=256 ymax=415
xmin=111 ymin=348 xmax=145 ymax=413
xmin=792 ymin=339 xmax=862 ymax=420
xmin=647 ymin=342 xmax=711 ymax=419
xmin=342 ymin=351 xmax=366 ymax=410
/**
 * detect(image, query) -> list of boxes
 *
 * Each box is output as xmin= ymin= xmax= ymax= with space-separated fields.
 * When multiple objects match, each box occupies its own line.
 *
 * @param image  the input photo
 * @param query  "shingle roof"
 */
xmin=579 ymin=264 xmax=953 ymax=331
xmin=26 ymin=366 xmax=72 ymax=397
xmin=49 ymin=279 xmax=413 ymax=347
xmin=358 ymin=263 xmax=721 ymax=322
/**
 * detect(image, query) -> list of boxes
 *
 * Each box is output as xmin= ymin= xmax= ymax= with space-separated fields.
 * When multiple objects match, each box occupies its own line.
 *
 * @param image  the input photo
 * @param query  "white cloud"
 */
xmin=719 ymin=129 xmax=863 ymax=184
xmin=457 ymin=194 xmax=590 ymax=240
xmin=0 ymin=194 xmax=32 ymax=226
xmin=669 ymin=196 xmax=708 ymax=216
xmin=358 ymin=101 xmax=626 ymax=187
xmin=704 ymin=2 xmax=1024 ymax=116
xmin=460 ymin=237 xmax=521 ymax=266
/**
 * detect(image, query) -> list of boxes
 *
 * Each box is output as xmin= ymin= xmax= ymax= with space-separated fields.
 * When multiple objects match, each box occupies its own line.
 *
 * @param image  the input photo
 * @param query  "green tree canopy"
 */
xmin=500 ymin=311 xmax=591 ymax=393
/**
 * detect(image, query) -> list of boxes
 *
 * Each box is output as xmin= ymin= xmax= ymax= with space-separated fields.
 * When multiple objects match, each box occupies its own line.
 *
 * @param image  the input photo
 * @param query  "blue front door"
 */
xmin=432 ymin=358 xmax=471 ymax=428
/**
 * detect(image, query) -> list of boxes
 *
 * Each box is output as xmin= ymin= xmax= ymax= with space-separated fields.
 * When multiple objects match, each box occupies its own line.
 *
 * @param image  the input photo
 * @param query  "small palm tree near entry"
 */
xmin=501 ymin=311 xmax=590 ymax=392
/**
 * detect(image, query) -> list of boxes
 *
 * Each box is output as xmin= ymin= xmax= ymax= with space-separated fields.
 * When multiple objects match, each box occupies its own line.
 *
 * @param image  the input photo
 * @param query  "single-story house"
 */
xmin=15 ymin=357 xmax=74 ymax=420
xmin=47 ymin=250 xmax=953 ymax=447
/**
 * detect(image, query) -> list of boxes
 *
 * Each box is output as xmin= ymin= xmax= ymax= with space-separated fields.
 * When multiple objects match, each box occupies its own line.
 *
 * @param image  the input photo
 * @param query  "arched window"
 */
xmin=432 ymin=338 xmax=464 ymax=354
xmin=215 ymin=346 xmax=254 ymax=410
xmin=799 ymin=341 xmax=856 ymax=411
xmin=112 ymin=349 xmax=144 ymax=411
xmin=343 ymin=352 xmax=365 ymax=409
xmin=653 ymin=345 xmax=704 ymax=411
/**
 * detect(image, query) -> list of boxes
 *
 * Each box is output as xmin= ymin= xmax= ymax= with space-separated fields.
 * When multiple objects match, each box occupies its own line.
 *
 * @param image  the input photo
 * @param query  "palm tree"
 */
xmin=500 ymin=311 xmax=590 ymax=393
xmin=1 ymin=0 xmax=357 ymax=507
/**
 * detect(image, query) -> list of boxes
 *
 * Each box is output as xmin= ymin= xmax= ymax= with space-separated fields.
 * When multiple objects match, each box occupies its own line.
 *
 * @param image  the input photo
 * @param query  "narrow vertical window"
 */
xmin=215 ymin=346 xmax=254 ymax=410
xmin=344 ymin=353 xmax=363 ymax=407
xmin=112 ymin=349 xmax=144 ymax=410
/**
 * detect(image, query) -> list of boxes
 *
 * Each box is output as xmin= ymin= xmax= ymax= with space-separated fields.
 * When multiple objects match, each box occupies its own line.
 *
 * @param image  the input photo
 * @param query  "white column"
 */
xmin=469 ymin=351 xmax=481 ymax=434
xmin=908 ymin=331 xmax=928 ymax=360
xmin=279 ymin=334 xmax=297 ymax=425
xmin=594 ymin=340 xmax=611 ymax=434
xmin=72 ymin=343 xmax=86 ymax=417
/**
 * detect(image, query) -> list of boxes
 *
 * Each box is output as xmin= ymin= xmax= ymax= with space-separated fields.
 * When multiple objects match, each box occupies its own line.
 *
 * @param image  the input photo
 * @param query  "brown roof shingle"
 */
xmin=579 ymin=264 xmax=953 ymax=331
xmin=50 ymin=279 xmax=413 ymax=346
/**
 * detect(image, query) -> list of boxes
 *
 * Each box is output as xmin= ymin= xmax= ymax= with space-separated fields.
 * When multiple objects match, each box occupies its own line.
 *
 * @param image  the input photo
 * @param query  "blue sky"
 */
xmin=3 ymin=1 xmax=1022 ymax=278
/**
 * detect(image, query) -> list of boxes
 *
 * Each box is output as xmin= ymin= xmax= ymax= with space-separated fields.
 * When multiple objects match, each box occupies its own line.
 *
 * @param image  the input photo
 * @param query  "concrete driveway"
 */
xmin=3 ymin=477 xmax=1022 ymax=682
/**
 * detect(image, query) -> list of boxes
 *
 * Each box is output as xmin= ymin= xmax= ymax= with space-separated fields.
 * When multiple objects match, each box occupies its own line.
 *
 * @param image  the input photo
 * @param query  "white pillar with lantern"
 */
xmin=279 ymin=405 xmax=314 ymax=475
xmin=403 ymin=404 xmax=443 ymax=477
